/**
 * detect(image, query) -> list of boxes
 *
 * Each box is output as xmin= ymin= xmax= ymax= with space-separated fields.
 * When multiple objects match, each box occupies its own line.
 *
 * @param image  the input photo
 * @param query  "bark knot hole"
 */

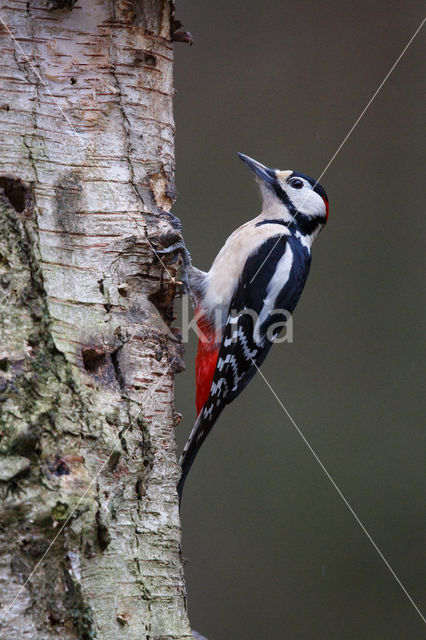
xmin=82 ymin=348 xmax=107 ymax=373
xmin=149 ymin=288 xmax=175 ymax=326
xmin=0 ymin=357 xmax=10 ymax=372
xmin=0 ymin=176 xmax=28 ymax=212
xmin=134 ymin=49 xmax=157 ymax=66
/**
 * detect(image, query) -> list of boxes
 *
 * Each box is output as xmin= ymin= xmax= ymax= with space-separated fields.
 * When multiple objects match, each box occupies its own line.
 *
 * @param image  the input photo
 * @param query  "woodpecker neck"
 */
xmin=259 ymin=184 xmax=294 ymax=224
xmin=256 ymin=200 xmax=324 ymax=250
xmin=293 ymin=226 xmax=322 ymax=251
xmin=288 ymin=211 xmax=324 ymax=242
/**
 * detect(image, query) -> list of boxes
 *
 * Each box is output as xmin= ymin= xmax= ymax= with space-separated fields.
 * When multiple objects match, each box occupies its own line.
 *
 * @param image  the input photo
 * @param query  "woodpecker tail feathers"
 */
xmin=177 ymin=402 xmax=224 ymax=502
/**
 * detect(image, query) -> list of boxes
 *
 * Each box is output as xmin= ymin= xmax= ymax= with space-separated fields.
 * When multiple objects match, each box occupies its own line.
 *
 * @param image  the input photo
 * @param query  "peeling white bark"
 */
xmin=0 ymin=1 xmax=191 ymax=638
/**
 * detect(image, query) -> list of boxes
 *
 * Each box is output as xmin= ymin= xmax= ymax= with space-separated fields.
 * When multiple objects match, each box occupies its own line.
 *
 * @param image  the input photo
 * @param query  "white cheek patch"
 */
xmin=287 ymin=186 xmax=324 ymax=217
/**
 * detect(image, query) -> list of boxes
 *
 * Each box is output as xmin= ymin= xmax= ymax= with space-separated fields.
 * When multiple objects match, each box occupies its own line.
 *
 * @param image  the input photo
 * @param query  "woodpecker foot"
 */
xmin=155 ymin=241 xmax=194 ymax=302
xmin=155 ymin=240 xmax=191 ymax=266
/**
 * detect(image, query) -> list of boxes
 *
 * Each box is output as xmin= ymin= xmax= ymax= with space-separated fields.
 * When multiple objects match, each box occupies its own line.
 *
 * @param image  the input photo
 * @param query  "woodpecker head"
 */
xmin=238 ymin=153 xmax=329 ymax=238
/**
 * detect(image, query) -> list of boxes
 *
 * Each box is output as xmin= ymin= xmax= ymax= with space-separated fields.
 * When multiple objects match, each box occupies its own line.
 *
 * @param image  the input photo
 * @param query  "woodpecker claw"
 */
xmin=155 ymin=240 xmax=191 ymax=266
xmin=155 ymin=241 xmax=195 ymax=305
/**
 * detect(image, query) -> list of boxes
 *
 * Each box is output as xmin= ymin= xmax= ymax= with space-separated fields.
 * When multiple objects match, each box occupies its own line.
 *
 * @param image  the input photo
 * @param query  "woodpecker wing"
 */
xmin=179 ymin=232 xmax=301 ymax=498
xmin=208 ymin=233 xmax=292 ymax=407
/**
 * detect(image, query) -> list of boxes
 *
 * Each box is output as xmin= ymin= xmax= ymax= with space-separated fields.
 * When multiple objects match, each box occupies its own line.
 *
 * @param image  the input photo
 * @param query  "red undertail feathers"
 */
xmin=195 ymin=308 xmax=219 ymax=415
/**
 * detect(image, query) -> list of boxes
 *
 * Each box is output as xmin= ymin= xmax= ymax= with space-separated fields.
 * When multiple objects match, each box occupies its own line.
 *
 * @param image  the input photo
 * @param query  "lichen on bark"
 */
xmin=0 ymin=1 xmax=192 ymax=638
xmin=0 ymin=195 xmax=102 ymax=638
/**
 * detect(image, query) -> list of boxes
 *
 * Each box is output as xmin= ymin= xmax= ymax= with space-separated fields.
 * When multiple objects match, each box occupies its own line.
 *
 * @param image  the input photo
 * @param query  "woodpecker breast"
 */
xmin=200 ymin=213 xmax=291 ymax=336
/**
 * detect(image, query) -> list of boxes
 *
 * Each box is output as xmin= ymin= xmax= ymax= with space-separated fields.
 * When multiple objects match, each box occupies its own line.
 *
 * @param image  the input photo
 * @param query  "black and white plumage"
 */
xmin=178 ymin=153 xmax=329 ymax=499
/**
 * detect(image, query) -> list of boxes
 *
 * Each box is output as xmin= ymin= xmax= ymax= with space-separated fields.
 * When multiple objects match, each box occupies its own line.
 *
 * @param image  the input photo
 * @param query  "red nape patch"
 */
xmin=323 ymin=197 xmax=329 ymax=222
xmin=195 ymin=309 xmax=219 ymax=415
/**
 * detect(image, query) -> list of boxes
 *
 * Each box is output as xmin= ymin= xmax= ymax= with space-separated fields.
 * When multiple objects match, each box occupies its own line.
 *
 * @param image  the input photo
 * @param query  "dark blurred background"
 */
xmin=172 ymin=2 xmax=426 ymax=638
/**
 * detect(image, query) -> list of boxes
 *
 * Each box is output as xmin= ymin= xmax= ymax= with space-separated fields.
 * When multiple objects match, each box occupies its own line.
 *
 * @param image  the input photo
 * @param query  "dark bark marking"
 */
xmin=111 ymin=347 xmax=126 ymax=390
xmin=47 ymin=0 xmax=78 ymax=10
xmin=0 ymin=176 xmax=30 ymax=213
xmin=54 ymin=171 xmax=84 ymax=236
xmin=82 ymin=348 xmax=107 ymax=373
xmin=96 ymin=509 xmax=111 ymax=551
xmin=134 ymin=49 xmax=158 ymax=67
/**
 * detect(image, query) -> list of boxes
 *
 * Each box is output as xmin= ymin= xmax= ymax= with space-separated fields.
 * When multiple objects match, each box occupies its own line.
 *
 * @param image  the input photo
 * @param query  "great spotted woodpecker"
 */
xmin=177 ymin=153 xmax=329 ymax=499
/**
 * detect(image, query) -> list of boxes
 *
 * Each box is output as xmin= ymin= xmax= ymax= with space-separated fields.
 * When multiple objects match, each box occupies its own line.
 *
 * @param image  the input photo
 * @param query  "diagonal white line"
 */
xmin=1 ymin=6 xmax=424 ymax=628
xmin=246 ymin=20 xmax=426 ymax=620
xmin=0 ymin=360 xmax=175 ymax=627
xmin=315 ymin=15 xmax=426 ymax=185
xmin=250 ymin=358 xmax=426 ymax=625
xmin=0 ymin=14 xmax=178 ymax=284
xmin=249 ymin=15 xmax=425 ymax=285
xmin=0 ymin=16 xmax=85 ymax=141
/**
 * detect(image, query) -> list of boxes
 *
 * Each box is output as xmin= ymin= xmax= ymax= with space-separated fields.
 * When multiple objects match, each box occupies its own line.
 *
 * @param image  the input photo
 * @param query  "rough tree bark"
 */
xmin=0 ymin=1 xmax=192 ymax=638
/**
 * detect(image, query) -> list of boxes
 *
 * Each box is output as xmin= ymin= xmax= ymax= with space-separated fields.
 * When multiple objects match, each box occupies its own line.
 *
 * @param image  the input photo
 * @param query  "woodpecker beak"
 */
xmin=237 ymin=153 xmax=276 ymax=187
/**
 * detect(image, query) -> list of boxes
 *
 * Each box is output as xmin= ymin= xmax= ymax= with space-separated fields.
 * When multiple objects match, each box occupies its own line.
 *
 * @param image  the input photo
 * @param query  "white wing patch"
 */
xmin=253 ymin=243 xmax=293 ymax=345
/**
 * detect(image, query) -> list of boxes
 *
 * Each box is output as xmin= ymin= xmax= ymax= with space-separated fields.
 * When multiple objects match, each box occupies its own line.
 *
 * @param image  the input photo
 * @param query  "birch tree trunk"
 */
xmin=0 ymin=1 xmax=192 ymax=638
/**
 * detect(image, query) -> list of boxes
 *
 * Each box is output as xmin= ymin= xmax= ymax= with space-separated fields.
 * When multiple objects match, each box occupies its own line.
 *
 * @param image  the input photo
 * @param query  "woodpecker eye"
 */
xmin=289 ymin=178 xmax=304 ymax=189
